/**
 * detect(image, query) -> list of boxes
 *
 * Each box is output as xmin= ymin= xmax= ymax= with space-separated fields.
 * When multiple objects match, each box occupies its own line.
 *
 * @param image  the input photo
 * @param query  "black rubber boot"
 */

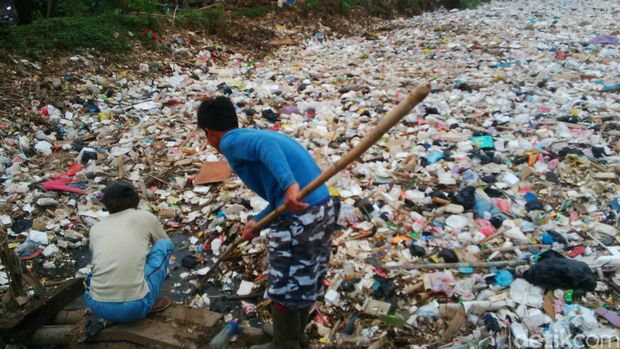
xmin=251 ymin=304 xmax=301 ymax=349
xmin=263 ymin=307 xmax=310 ymax=347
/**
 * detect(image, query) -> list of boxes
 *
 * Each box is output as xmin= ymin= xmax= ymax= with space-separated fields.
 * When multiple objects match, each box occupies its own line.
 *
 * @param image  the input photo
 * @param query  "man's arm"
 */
xmin=148 ymin=213 xmax=170 ymax=244
xmin=88 ymin=234 xmax=94 ymax=256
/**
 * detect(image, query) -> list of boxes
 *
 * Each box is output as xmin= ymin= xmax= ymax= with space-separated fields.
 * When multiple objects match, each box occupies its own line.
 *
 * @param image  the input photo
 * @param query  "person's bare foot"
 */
xmin=149 ymin=295 xmax=171 ymax=314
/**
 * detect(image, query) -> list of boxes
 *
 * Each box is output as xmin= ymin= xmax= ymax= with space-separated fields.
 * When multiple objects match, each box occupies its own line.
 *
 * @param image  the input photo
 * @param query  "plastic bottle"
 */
xmin=546 ymin=320 xmax=571 ymax=348
xmin=211 ymin=238 xmax=222 ymax=256
xmin=511 ymin=322 xmax=542 ymax=348
xmin=209 ymin=322 xmax=239 ymax=349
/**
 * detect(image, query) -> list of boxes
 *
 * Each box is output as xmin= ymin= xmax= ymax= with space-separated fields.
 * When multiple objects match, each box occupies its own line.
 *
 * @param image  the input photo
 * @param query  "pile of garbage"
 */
xmin=2 ymin=0 xmax=620 ymax=346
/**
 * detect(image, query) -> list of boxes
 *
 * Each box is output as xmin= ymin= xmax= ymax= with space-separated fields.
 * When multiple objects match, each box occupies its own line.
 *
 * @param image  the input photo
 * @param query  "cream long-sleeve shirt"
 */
xmin=88 ymin=209 xmax=169 ymax=302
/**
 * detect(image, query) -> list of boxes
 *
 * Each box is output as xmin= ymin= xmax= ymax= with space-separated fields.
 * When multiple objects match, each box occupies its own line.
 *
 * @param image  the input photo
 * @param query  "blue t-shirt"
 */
xmin=220 ymin=128 xmax=329 ymax=221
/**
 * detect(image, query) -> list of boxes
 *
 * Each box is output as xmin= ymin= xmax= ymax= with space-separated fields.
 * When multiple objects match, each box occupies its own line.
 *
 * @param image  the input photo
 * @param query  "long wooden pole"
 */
xmin=199 ymin=84 xmax=430 ymax=287
xmin=383 ymin=259 xmax=528 ymax=270
xmin=255 ymin=84 xmax=430 ymax=230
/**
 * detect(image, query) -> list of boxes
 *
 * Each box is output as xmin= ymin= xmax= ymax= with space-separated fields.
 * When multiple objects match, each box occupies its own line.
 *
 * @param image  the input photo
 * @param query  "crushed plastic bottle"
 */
xmin=208 ymin=321 xmax=239 ymax=349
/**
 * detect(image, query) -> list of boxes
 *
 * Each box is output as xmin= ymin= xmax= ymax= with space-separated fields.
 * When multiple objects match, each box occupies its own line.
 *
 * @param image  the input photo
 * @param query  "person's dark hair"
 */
xmin=101 ymin=181 xmax=140 ymax=214
xmin=196 ymin=96 xmax=239 ymax=131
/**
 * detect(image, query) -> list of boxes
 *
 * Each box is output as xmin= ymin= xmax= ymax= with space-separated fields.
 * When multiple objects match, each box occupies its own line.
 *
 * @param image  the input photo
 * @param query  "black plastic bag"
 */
xmin=524 ymin=250 xmax=596 ymax=291
xmin=438 ymin=248 xmax=459 ymax=263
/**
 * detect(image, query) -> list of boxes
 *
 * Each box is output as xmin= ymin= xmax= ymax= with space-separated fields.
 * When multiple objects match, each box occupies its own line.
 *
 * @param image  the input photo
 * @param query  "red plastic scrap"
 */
xmin=268 ymin=124 xmax=282 ymax=131
xmin=254 ymin=273 xmax=267 ymax=283
xmin=373 ymin=268 xmax=388 ymax=278
xmin=19 ymin=248 xmax=44 ymax=261
xmin=42 ymin=178 xmax=86 ymax=195
xmin=59 ymin=162 xmax=82 ymax=177
xmin=477 ymin=219 xmax=496 ymax=236
xmin=163 ymin=98 xmax=183 ymax=107
xmin=566 ymin=245 xmax=585 ymax=258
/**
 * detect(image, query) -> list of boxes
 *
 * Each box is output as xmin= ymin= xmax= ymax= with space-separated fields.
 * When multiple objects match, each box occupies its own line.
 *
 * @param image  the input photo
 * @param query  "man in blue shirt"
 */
xmin=197 ymin=96 xmax=336 ymax=349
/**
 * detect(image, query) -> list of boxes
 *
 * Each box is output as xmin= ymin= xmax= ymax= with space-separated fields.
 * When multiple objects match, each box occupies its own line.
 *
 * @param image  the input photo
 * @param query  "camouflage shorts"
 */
xmin=265 ymin=199 xmax=337 ymax=310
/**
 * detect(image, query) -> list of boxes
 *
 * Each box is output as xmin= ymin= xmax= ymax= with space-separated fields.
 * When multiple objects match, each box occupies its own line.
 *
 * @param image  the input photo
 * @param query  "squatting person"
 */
xmin=85 ymin=181 xmax=174 ymax=323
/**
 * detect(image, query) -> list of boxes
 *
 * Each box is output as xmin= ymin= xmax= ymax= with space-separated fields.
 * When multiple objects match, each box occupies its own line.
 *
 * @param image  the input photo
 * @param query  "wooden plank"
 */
xmin=0 ymin=278 xmax=84 ymax=342
xmin=25 ymin=325 xmax=73 ymax=346
xmin=69 ymin=342 xmax=143 ymax=349
xmin=23 ymin=307 xmax=223 ymax=348
xmin=94 ymin=319 xmax=200 ymax=349
xmin=156 ymin=304 xmax=222 ymax=327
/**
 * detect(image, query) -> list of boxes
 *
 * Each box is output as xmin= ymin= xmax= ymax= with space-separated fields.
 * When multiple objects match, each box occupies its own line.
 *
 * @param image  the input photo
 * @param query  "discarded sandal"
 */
xmin=149 ymin=296 xmax=171 ymax=314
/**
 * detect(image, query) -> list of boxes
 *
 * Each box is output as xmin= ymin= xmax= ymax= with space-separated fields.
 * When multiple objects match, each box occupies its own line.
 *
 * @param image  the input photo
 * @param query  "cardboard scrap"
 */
xmin=194 ymin=161 xmax=232 ymax=185
xmin=441 ymin=307 xmax=467 ymax=343
xmin=544 ymin=290 xmax=555 ymax=319
xmin=361 ymin=298 xmax=391 ymax=316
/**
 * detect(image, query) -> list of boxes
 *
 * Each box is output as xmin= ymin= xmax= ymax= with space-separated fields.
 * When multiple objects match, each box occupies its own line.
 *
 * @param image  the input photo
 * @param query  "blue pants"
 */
xmin=85 ymin=239 xmax=174 ymax=323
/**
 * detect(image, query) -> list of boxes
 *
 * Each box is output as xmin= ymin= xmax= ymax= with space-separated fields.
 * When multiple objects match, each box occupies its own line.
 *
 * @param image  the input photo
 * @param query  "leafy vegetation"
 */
xmin=0 ymin=5 xmax=226 ymax=56
xmin=0 ymin=0 xmax=489 ymax=57
xmin=231 ymin=6 xmax=270 ymax=19
xmin=457 ymin=0 xmax=486 ymax=9
xmin=173 ymin=7 xmax=225 ymax=32
xmin=0 ymin=12 xmax=161 ymax=55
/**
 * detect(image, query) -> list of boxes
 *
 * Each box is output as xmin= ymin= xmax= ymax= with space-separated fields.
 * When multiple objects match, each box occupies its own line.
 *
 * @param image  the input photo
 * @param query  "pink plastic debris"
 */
xmin=41 ymin=178 xmax=86 ymax=195
xmin=477 ymin=219 xmax=496 ymax=236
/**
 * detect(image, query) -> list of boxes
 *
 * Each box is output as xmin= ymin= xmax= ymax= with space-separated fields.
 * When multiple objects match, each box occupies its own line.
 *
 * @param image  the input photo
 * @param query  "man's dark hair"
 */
xmin=197 ymin=96 xmax=239 ymax=131
xmin=101 ymin=181 xmax=140 ymax=214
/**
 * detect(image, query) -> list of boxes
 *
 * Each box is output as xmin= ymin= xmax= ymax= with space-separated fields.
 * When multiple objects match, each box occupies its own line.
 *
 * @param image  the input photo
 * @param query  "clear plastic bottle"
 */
xmin=209 ymin=322 xmax=239 ymax=349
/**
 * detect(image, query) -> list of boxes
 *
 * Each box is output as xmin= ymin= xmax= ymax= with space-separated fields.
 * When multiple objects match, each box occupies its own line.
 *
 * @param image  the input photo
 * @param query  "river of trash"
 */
xmin=1 ymin=0 xmax=619 ymax=347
